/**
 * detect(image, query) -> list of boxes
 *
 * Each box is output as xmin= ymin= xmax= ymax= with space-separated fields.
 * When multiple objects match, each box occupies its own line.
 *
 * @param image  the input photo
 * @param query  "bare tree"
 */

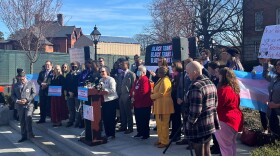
xmin=146 ymin=0 xmax=242 ymax=50
xmin=0 ymin=0 xmax=62 ymax=73
xmin=215 ymin=7 xmax=243 ymax=47
xmin=186 ymin=0 xmax=243 ymax=49
xmin=134 ymin=34 xmax=155 ymax=55
xmin=146 ymin=0 xmax=194 ymax=43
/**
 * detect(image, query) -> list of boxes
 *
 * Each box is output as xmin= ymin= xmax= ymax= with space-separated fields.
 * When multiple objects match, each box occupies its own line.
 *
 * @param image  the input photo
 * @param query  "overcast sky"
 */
xmin=0 ymin=0 xmax=152 ymax=39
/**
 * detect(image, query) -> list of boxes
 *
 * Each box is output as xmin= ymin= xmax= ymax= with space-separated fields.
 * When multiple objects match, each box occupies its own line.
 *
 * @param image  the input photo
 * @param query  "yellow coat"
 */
xmin=151 ymin=76 xmax=174 ymax=115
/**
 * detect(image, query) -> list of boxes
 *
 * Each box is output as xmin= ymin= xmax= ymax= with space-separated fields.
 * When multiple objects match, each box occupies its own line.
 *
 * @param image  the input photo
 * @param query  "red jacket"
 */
xmin=131 ymin=76 xmax=153 ymax=108
xmin=217 ymin=86 xmax=243 ymax=132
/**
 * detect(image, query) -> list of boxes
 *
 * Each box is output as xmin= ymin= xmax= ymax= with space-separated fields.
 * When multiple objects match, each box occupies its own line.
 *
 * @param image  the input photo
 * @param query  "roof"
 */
xmin=74 ymin=35 xmax=139 ymax=48
xmin=11 ymin=21 xmax=77 ymax=42
xmin=44 ymin=22 xmax=75 ymax=38
xmin=85 ymin=35 xmax=139 ymax=44
xmin=0 ymin=40 xmax=11 ymax=44
xmin=76 ymin=28 xmax=82 ymax=35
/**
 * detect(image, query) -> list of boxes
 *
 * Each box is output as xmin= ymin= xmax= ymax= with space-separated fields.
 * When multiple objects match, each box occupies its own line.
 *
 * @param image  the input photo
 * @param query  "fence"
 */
xmin=0 ymin=49 xmax=139 ymax=85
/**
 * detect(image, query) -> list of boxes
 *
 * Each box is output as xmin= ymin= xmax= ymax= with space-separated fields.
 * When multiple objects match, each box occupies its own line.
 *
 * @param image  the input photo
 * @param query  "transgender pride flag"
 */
xmin=234 ymin=70 xmax=269 ymax=113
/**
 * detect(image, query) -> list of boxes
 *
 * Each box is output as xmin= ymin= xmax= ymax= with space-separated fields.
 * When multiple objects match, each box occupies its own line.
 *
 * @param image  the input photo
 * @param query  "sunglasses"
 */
xmin=100 ymin=71 xmax=106 ymax=73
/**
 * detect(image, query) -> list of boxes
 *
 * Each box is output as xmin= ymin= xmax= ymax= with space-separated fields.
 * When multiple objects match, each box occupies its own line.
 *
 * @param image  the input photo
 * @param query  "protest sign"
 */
xmin=145 ymin=43 xmax=173 ymax=71
xmin=83 ymin=104 xmax=94 ymax=121
xmin=69 ymin=48 xmax=85 ymax=65
xmin=259 ymin=25 xmax=280 ymax=59
xmin=145 ymin=43 xmax=173 ymax=66
xmin=78 ymin=87 xmax=88 ymax=101
xmin=48 ymin=86 xmax=62 ymax=96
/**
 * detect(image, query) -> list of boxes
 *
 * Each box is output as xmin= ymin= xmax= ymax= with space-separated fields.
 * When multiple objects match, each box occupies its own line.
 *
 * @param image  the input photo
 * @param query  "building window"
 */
xmin=255 ymin=11 xmax=264 ymax=31
xmin=277 ymin=8 xmax=280 ymax=24
xmin=54 ymin=44 xmax=60 ymax=52
xmin=255 ymin=41 xmax=260 ymax=56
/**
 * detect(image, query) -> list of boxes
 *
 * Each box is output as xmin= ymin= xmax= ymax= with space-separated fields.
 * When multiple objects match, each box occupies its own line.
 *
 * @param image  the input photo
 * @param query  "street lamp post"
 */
xmin=90 ymin=25 xmax=101 ymax=60
xmin=210 ymin=38 xmax=216 ymax=61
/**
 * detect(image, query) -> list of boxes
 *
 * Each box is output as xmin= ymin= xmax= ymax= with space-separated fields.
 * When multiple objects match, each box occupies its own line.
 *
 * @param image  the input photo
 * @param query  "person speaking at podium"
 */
xmin=99 ymin=66 xmax=118 ymax=139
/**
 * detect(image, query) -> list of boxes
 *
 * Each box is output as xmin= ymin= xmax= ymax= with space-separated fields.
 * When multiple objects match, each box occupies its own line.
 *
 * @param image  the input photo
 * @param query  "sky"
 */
xmin=0 ymin=0 xmax=152 ymax=39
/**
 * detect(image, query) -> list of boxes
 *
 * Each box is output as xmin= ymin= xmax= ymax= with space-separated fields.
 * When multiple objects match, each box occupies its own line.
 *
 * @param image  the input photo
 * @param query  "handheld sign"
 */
xmin=259 ymin=25 xmax=280 ymax=59
xmin=78 ymin=87 xmax=88 ymax=101
xmin=145 ymin=43 xmax=173 ymax=66
xmin=83 ymin=104 xmax=94 ymax=121
xmin=145 ymin=43 xmax=173 ymax=72
xmin=48 ymin=86 xmax=62 ymax=96
xmin=69 ymin=48 xmax=85 ymax=65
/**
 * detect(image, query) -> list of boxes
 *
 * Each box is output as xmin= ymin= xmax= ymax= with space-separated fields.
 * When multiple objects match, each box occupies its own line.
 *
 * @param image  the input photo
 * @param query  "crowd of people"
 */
xmin=10 ymin=47 xmax=280 ymax=156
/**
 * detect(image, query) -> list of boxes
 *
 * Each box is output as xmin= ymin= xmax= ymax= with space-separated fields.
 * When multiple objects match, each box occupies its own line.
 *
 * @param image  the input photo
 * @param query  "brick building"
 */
xmin=243 ymin=0 xmax=280 ymax=61
xmin=0 ymin=14 xmax=83 ymax=53
xmin=74 ymin=35 xmax=140 ymax=56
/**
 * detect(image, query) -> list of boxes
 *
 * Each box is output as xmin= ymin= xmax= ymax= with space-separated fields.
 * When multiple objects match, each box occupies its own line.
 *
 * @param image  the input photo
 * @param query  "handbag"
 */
xmin=240 ymin=128 xmax=258 ymax=146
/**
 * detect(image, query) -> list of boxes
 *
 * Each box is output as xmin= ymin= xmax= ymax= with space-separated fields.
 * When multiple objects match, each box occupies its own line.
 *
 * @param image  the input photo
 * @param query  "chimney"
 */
xmin=57 ymin=14 xmax=64 ymax=26
xmin=35 ymin=14 xmax=41 ymax=25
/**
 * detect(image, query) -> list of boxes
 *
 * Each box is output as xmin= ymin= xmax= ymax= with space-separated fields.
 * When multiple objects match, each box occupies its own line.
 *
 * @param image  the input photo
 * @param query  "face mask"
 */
xmin=71 ymin=66 xmax=77 ymax=71
xmin=118 ymin=69 xmax=123 ymax=74
xmin=136 ymin=71 xmax=141 ymax=77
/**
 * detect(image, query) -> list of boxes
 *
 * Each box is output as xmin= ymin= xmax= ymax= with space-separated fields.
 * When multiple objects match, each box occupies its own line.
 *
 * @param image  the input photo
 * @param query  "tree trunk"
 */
xmin=30 ymin=62 xmax=33 ymax=74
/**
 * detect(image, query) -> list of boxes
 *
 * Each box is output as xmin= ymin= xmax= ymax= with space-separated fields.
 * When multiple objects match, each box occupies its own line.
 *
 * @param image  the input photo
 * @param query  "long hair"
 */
xmin=172 ymin=60 xmax=183 ymax=72
xmin=218 ymin=67 xmax=240 ymax=94
xmin=159 ymin=56 xmax=168 ymax=67
xmin=54 ymin=65 xmax=62 ymax=76
xmin=92 ymin=60 xmax=99 ymax=72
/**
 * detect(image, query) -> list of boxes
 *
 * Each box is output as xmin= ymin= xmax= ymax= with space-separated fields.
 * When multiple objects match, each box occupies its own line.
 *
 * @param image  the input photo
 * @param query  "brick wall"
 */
xmin=53 ymin=38 xmax=67 ymax=53
xmin=243 ymin=0 xmax=280 ymax=61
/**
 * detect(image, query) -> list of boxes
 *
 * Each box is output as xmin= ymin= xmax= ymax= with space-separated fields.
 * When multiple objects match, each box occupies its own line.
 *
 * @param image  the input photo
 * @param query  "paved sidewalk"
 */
xmin=0 ymin=126 xmax=48 ymax=156
xmin=9 ymin=108 xmax=256 ymax=156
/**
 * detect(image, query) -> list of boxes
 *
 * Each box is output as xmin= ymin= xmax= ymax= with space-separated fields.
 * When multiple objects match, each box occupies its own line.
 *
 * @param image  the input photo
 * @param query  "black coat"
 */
xmin=65 ymin=70 xmax=80 ymax=97
xmin=37 ymin=70 xmax=54 ymax=96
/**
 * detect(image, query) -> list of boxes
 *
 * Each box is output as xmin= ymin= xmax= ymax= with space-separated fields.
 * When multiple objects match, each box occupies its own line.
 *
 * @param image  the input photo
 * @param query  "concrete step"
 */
xmin=0 ymin=126 xmax=48 ymax=156
xmin=9 ymin=120 xmax=84 ymax=156
xmin=9 ymin=108 xmax=255 ymax=156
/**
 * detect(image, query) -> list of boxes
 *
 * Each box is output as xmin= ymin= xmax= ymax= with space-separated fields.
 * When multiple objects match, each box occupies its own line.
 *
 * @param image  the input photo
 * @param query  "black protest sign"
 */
xmin=145 ymin=43 xmax=173 ymax=66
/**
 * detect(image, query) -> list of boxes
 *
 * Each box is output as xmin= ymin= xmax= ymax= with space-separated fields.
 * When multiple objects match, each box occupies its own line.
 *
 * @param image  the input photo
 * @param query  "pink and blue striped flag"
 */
xmin=234 ymin=70 xmax=269 ymax=113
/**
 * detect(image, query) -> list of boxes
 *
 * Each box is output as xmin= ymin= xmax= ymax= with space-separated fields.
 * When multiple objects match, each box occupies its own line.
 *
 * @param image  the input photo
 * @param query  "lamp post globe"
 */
xmin=90 ymin=25 xmax=101 ymax=60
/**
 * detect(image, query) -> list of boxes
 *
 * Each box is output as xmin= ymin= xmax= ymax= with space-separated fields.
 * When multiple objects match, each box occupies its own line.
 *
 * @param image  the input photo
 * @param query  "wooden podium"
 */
xmin=80 ymin=88 xmax=107 ymax=146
